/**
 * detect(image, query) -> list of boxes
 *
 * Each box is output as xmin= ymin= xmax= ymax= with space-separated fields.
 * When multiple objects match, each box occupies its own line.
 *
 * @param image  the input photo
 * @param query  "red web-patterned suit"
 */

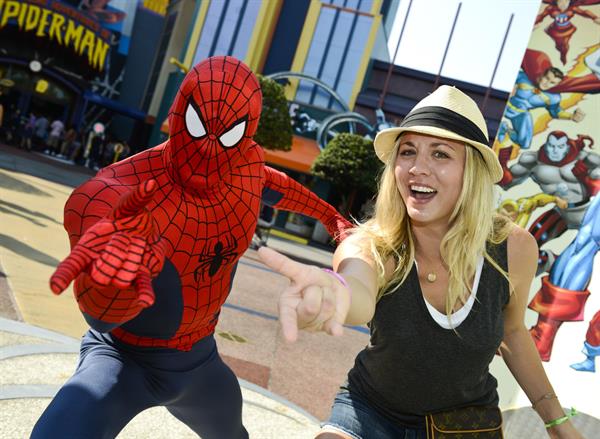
xmin=50 ymin=57 xmax=351 ymax=351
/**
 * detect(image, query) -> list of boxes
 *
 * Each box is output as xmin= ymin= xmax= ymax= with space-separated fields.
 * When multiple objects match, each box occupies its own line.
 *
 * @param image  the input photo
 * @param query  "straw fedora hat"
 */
xmin=373 ymin=85 xmax=503 ymax=183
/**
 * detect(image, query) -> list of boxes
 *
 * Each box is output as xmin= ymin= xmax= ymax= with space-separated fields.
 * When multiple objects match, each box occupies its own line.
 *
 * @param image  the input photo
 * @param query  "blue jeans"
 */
xmin=322 ymin=389 xmax=426 ymax=439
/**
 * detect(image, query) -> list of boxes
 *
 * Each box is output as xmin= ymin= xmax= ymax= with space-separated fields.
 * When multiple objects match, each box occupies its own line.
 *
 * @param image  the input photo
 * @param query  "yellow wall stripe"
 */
xmin=245 ymin=0 xmax=282 ymax=72
xmin=183 ymin=0 xmax=210 ymax=69
xmin=370 ymin=0 xmax=382 ymax=15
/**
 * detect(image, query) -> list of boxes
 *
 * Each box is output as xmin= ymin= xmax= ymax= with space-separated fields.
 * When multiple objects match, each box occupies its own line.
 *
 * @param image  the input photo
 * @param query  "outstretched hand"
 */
xmin=50 ymin=179 xmax=165 ymax=308
xmin=258 ymin=247 xmax=351 ymax=342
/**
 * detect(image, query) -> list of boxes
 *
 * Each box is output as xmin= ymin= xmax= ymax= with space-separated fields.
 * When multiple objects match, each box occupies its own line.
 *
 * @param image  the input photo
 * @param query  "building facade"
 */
xmin=0 ymin=0 xmax=170 ymax=145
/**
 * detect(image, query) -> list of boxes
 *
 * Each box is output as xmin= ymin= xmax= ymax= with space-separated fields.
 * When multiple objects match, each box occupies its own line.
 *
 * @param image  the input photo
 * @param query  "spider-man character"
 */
xmin=31 ymin=56 xmax=352 ymax=439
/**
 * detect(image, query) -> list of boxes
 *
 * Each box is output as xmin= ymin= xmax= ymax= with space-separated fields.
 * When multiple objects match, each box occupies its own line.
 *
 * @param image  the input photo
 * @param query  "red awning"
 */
xmin=263 ymin=135 xmax=321 ymax=173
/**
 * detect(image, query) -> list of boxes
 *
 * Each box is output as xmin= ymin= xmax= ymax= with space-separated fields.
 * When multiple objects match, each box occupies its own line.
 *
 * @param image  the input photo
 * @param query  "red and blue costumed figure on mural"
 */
xmin=496 ymin=48 xmax=600 ymax=160
xmin=538 ymin=195 xmax=600 ymax=372
xmin=536 ymin=0 xmax=600 ymax=64
xmin=31 ymin=56 xmax=352 ymax=438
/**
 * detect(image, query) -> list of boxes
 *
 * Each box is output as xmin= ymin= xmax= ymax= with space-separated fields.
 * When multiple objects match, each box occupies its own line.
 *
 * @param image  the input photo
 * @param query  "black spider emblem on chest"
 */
xmin=194 ymin=238 xmax=238 ymax=281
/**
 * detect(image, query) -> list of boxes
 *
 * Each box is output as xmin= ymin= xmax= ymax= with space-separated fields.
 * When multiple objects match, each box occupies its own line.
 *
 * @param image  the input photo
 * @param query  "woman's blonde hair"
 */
xmin=354 ymin=138 xmax=513 ymax=316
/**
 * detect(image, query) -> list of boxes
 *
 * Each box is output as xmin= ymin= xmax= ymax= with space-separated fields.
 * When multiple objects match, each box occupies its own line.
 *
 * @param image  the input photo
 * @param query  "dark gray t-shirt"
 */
xmin=346 ymin=240 xmax=510 ymax=427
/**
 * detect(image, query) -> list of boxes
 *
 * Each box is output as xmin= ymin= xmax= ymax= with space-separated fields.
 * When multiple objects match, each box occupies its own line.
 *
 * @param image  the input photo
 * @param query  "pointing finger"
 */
xmin=258 ymin=247 xmax=306 ymax=283
xmin=49 ymin=247 xmax=93 ymax=294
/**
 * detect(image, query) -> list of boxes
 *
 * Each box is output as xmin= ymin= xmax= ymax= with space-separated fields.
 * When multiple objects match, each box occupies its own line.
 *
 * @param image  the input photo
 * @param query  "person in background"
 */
xmin=20 ymin=112 xmax=36 ymax=151
xmin=69 ymin=131 xmax=85 ymax=164
xmin=59 ymin=126 xmax=77 ymax=158
xmin=46 ymin=118 xmax=65 ymax=155
xmin=88 ymin=132 xmax=105 ymax=170
xmin=33 ymin=114 xmax=49 ymax=150
xmin=5 ymin=106 xmax=21 ymax=145
xmin=259 ymin=86 xmax=584 ymax=439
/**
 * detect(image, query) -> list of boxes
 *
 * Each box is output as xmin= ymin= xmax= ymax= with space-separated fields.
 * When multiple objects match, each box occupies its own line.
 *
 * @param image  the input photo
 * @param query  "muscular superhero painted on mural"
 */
xmin=499 ymin=130 xmax=600 ymax=370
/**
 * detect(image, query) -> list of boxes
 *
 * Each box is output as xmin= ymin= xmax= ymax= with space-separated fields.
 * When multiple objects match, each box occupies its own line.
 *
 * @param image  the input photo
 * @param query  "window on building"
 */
xmin=296 ymin=4 xmax=374 ymax=110
xmin=192 ymin=0 xmax=262 ymax=64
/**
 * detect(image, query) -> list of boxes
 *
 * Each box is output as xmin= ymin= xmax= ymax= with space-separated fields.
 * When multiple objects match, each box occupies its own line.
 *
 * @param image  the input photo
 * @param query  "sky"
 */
xmin=387 ymin=0 xmax=543 ymax=91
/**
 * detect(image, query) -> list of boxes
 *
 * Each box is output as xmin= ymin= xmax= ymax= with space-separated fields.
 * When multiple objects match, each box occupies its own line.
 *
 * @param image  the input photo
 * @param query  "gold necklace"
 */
xmin=416 ymin=254 xmax=440 ymax=283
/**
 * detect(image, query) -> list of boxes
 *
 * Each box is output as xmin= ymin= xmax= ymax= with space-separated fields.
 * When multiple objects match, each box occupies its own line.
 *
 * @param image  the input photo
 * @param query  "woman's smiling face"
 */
xmin=394 ymin=132 xmax=466 ymax=228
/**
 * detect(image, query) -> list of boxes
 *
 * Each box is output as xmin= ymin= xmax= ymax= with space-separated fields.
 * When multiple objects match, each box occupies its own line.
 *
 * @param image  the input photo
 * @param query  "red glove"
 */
xmin=497 ymin=147 xmax=513 ymax=187
xmin=571 ymin=159 xmax=588 ymax=181
xmin=50 ymin=180 xmax=165 ymax=310
xmin=571 ymin=160 xmax=599 ymax=196
xmin=324 ymin=213 xmax=353 ymax=243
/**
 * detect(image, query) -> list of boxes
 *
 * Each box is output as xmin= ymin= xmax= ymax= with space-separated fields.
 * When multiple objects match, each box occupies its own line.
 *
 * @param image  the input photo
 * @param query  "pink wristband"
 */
xmin=322 ymin=269 xmax=352 ymax=306
xmin=322 ymin=268 xmax=348 ymax=288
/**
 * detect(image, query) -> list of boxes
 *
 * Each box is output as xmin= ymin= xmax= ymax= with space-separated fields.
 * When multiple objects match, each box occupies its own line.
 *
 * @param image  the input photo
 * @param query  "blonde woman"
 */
xmin=259 ymin=86 xmax=583 ymax=439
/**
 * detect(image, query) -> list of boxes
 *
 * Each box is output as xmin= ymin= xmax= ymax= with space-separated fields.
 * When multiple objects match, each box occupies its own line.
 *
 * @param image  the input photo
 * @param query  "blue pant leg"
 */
xmin=162 ymin=337 xmax=248 ymax=439
xmin=30 ymin=331 xmax=155 ymax=439
xmin=509 ymin=112 xmax=533 ymax=150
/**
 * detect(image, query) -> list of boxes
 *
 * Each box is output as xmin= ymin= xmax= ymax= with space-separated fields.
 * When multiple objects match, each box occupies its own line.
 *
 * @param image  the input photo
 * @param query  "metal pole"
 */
xmin=482 ymin=13 xmax=514 ymax=112
xmin=378 ymin=0 xmax=414 ymax=108
xmin=433 ymin=2 xmax=462 ymax=90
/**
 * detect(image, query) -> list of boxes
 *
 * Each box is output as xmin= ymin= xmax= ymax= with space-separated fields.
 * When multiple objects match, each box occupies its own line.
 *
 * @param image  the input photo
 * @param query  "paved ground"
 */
xmin=0 ymin=317 xmax=320 ymax=439
xmin=1 ymin=143 xmax=599 ymax=438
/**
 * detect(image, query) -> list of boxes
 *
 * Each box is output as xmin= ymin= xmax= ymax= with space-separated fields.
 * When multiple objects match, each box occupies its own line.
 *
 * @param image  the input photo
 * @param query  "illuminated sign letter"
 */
xmin=92 ymin=39 xmax=109 ymax=70
xmin=64 ymin=19 xmax=83 ymax=51
xmin=17 ymin=0 xmax=26 ymax=29
xmin=79 ymin=28 xmax=95 ymax=64
xmin=36 ymin=8 xmax=51 ymax=37
xmin=48 ymin=12 xmax=64 ymax=44
xmin=0 ymin=0 xmax=20 ymax=29
xmin=24 ymin=4 xmax=40 ymax=32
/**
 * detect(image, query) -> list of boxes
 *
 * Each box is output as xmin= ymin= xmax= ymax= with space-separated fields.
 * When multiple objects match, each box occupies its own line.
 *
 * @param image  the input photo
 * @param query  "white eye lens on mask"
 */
xmin=219 ymin=119 xmax=246 ymax=148
xmin=185 ymin=103 xmax=207 ymax=138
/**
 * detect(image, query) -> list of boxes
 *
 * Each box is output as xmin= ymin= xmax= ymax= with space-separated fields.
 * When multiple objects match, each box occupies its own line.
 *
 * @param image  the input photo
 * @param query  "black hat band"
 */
xmin=396 ymin=106 xmax=489 ymax=146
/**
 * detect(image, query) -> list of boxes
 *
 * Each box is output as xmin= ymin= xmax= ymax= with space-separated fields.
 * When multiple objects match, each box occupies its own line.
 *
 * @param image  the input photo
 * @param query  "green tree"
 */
xmin=254 ymin=75 xmax=293 ymax=151
xmin=311 ymin=133 xmax=382 ymax=216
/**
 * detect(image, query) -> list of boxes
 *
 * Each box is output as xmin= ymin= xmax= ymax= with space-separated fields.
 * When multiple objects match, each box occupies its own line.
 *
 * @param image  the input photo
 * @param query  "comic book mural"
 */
xmin=492 ymin=0 xmax=599 ymax=419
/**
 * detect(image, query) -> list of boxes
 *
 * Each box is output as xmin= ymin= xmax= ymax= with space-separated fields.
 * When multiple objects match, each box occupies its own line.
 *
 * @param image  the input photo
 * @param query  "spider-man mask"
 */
xmin=167 ymin=56 xmax=262 ymax=190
